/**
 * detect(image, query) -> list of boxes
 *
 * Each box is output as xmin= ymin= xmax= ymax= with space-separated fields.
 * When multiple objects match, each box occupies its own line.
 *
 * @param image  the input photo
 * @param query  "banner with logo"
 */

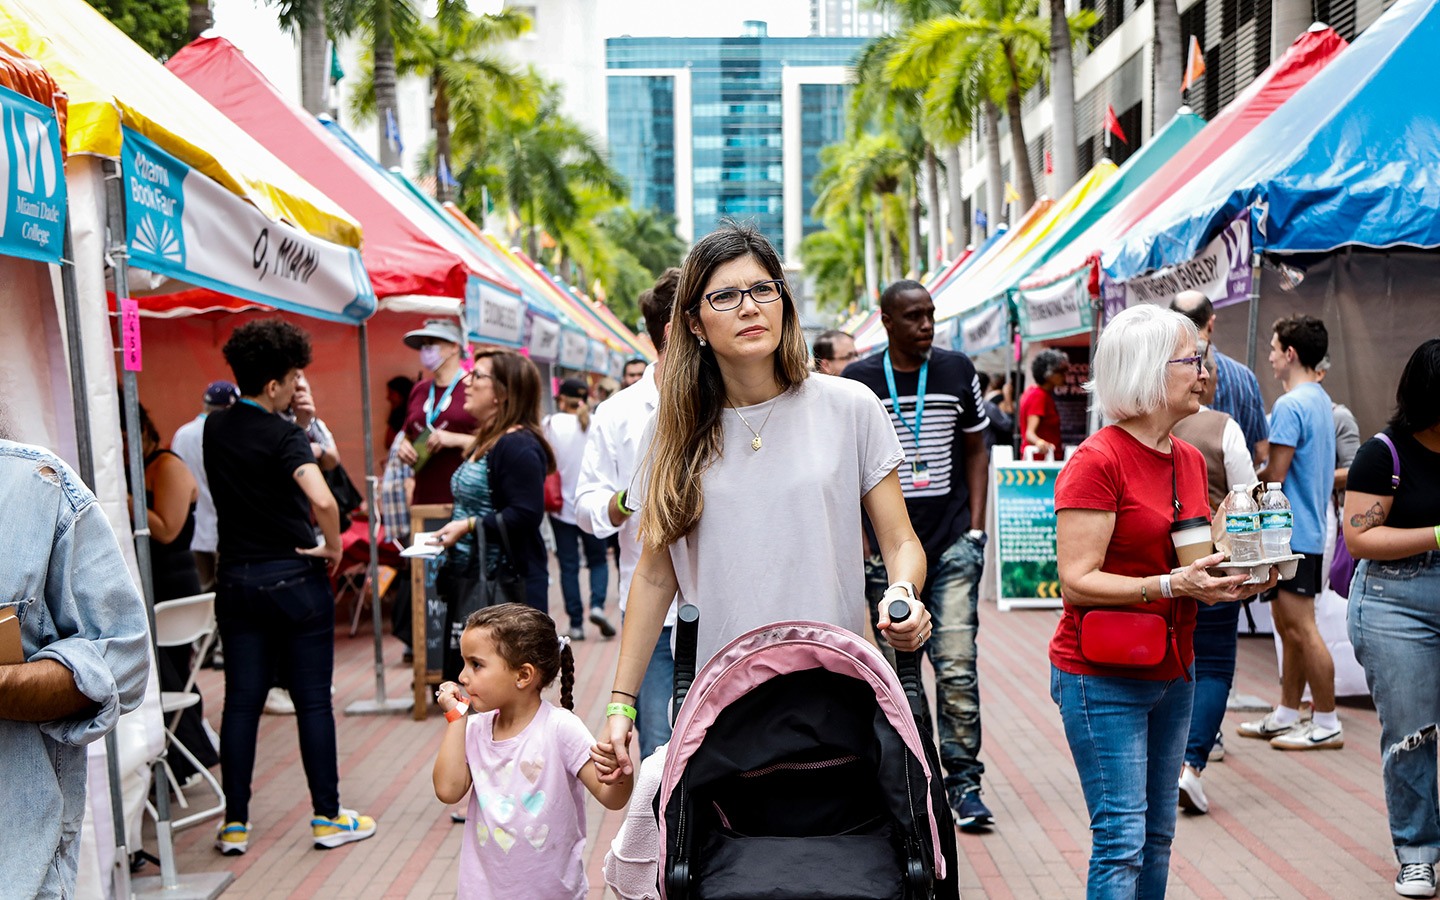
xmin=1015 ymin=268 xmax=1092 ymax=341
xmin=121 ymin=128 xmax=375 ymax=323
xmin=587 ymin=339 xmax=608 ymax=375
xmin=610 ymin=351 xmax=626 ymax=380
xmin=957 ymin=297 xmax=1007 ymax=355
xmin=525 ymin=312 xmax=560 ymax=361
xmin=0 ymin=85 xmax=65 ymax=265
xmin=559 ymin=328 xmax=589 ymax=370
xmin=1103 ymin=213 xmax=1252 ymax=319
xmin=464 ymin=275 xmax=524 ymax=347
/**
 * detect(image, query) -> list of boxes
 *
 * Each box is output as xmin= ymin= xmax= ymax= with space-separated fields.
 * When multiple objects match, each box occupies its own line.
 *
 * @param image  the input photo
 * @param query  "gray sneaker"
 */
xmin=1237 ymin=710 xmax=1297 ymax=740
xmin=1395 ymin=863 xmax=1437 ymax=898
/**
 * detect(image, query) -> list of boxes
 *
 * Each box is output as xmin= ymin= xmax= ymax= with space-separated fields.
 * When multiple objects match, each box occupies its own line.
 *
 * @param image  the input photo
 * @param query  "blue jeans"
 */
xmin=217 ymin=558 xmax=341 ymax=821
xmin=1051 ymin=665 xmax=1195 ymax=900
xmin=635 ymin=625 xmax=674 ymax=760
xmin=1348 ymin=551 xmax=1440 ymax=866
xmin=1184 ymin=600 xmax=1241 ymax=769
xmin=866 ymin=533 xmax=985 ymax=803
xmin=550 ymin=517 xmax=609 ymax=628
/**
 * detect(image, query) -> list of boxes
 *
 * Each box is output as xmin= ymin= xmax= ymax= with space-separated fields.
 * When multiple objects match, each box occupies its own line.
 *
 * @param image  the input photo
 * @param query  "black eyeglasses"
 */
xmin=1167 ymin=355 xmax=1204 ymax=376
xmin=703 ymin=280 xmax=785 ymax=312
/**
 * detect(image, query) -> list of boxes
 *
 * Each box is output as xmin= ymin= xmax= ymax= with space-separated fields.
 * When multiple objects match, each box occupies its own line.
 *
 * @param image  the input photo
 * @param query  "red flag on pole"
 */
xmin=1182 ymin=35 xmax=1207 ymax=93
xmin=1044 ymin=150 xmax=1054 ymax=174
xmin=1105 ymin=104 xmax=1128 ymax=145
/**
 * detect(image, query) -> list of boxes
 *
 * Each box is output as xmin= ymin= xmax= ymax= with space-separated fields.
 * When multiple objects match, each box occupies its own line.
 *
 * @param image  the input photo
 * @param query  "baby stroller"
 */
xmin=658 ymin=602 xmax=960 ymax=900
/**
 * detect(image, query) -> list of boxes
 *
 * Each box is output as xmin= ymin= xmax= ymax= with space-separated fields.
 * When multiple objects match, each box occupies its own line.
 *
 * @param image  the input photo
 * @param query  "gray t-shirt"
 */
xmin=639 ymin=373 xmax=904 ymax=669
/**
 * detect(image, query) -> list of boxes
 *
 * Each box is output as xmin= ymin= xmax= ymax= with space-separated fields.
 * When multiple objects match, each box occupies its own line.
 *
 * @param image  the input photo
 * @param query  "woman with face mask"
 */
xmin=398 ymin=319 xmax=480 ymax=505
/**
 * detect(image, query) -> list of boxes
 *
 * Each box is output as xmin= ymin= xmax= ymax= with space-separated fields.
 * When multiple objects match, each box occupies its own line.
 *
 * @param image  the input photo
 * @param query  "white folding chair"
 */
xmin=146 ymin=592 xmax=225 ymax=831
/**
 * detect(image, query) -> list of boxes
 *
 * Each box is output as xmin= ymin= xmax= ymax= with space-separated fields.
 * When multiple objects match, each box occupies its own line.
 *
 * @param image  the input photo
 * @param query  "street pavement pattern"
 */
xmin=152 ymin=568 xmax=1394 ymax=899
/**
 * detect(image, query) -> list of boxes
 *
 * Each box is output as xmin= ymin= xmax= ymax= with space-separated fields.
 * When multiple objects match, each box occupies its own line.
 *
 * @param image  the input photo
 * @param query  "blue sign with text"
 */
xmin=0 ymin=85 xmax=65 ymax=265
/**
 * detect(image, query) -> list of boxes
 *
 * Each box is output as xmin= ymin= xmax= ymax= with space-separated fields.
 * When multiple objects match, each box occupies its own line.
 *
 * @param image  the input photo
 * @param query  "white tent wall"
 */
xmin=65 ymin=154 xmax=167 ymax=900
xmin=0 ymin=255 xmax=74 ymax=453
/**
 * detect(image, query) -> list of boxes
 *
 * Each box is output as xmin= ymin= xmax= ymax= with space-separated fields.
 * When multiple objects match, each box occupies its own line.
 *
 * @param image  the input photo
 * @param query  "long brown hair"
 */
xmin=639 ymin=223 xmax=810 ymax=548
xmin=466 ymin=349 xmax=557 ymax=474
xmin=465 ymin=604 xmax=575 ymax=709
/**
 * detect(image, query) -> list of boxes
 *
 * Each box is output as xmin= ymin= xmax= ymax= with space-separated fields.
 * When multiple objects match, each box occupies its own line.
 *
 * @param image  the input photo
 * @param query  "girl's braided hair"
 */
xmin=464 ymin=604 xmax=575 ymax=709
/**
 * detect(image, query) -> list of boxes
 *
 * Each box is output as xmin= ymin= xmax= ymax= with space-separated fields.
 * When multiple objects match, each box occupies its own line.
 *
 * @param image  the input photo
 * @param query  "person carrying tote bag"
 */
xmin=431 ymin=350 xmax=557 ymax=677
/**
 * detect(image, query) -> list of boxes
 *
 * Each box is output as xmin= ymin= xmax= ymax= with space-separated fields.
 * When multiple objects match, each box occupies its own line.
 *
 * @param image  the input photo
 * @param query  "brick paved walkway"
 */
xmin=148 ymin=573 xmax=1397 ymax=900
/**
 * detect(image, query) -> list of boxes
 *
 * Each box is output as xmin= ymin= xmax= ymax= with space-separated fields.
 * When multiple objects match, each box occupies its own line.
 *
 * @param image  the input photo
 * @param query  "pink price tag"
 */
xmin=120 ymin=300 xmax=143 ymax=371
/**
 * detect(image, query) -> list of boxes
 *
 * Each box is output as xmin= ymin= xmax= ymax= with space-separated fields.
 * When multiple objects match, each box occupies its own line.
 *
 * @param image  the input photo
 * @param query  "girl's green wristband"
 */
xmin=606 ymin=702 xmax=637 ymax=721
xmin=1434 ymin=524 xmax=1440 ymax=550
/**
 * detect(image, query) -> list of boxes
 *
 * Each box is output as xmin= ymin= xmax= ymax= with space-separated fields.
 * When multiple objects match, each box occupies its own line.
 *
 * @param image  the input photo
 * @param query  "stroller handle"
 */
xmin=672 ymin=603 xmax=700 ymax=720
xmin=888 ymin=599 xmax=927 ymax=712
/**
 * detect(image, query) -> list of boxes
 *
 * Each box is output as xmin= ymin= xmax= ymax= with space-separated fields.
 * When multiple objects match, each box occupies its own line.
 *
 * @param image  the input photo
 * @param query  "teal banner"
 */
xmin=0 ymin=84 xmax=65 ymax=265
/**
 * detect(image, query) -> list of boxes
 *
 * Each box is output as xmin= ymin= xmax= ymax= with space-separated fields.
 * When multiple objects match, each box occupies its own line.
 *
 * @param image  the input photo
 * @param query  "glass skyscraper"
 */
xmin=607 ymin=27 xmax=865 ymax=262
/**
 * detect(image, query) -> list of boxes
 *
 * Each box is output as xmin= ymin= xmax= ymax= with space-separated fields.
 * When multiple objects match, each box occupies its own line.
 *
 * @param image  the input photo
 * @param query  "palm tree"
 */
xmin=351 ymin=3 xmax=528 ymax=201
xmin=1153 ymin=0 xmax=1183 ymax=127
xmin=812 ymin=132 xmax=909 ymax=300
xmin=266 ymin=0 xmax=327 ymax=114
xmin=330 ymin=0 xmax=419 ymax=168
xmin=800 ymin=212 xmax=868 ymax=311
xmin=890 ymin=0 xmax=1093 ymax=212
xmin=597 ymin=206 xmax=689 ymax=277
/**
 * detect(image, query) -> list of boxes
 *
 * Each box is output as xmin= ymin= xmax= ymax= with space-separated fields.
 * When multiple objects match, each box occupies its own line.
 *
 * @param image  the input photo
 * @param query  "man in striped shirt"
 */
xmin=1171 ymin=291 xmax=1270 ymax=466
xmin=845 ymin=279 xmax=994 ymax=831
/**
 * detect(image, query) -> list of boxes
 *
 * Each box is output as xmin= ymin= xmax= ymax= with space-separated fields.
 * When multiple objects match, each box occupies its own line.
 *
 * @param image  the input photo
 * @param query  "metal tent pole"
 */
xmin=1245 ymin=250 xmax=1263 ymax=371
xmin=104 ymin=161 xmax=230 ymax=900
xmin=345 ymin=322 xmax=411 ymax=716
xmin=60 ymin=215 xmax=132 ymax=900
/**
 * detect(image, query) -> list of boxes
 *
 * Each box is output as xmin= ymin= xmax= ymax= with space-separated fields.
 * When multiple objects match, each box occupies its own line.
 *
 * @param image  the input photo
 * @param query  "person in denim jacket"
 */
xmin=0 ymin=439 xmax=150 ymax=900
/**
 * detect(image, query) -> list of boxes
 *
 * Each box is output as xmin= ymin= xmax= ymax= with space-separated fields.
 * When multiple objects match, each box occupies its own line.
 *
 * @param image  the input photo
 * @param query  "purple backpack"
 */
xmin=1330 ymin=433 xmax=1400 ymax=599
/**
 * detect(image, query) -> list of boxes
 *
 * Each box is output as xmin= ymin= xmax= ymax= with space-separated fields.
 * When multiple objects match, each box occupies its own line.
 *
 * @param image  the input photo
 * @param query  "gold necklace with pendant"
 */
xmin=731 ymin=396 xmax=778 ymax=451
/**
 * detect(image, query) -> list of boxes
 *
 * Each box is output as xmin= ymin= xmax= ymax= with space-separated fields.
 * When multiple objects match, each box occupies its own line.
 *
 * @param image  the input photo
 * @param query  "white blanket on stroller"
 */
xmin=604 ymin=744 xmax=668 ymax=900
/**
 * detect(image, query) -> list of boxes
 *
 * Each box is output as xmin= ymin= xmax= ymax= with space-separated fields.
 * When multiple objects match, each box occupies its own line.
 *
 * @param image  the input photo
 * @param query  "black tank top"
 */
xmin=146 ymin=449 xmax=202 ymax=601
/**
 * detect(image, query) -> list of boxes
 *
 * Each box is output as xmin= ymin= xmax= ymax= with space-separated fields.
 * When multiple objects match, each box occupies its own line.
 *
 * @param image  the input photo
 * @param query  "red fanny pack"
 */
xmin=1072 ymin=441 xmax=1191 ymax=680
xmin=1075 ymin=607 xmax=1186 ymax=678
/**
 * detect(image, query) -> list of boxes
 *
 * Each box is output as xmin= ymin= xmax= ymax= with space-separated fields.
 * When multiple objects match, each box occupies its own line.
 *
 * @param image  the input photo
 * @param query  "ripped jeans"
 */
xmin=1348 ymin=551 xmax=1440 ymax=865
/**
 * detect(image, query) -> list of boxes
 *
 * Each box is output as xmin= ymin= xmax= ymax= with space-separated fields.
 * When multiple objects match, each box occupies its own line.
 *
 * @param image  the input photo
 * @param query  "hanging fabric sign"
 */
xmin=1104 ymin=213 xmax=1252 ymax=318
xmin=0 ymin=84 xmax=65 ymax=265
xmin=120 ymin=128 xmax=375 ymax=323
xmin=525 ymin=312 xmax=561 ymax=361
xmin=464 ymin=275 xmax=523 ymax=347
xmin=559 ymin=328 xmax=589 ymax=369
xmin=1016 ymin=269 xmax=1092 ymax=341
xmin=610 ymin=350 xmax=625 ymax=380
xmin=958 ymin=299 xmax=1007 ymax=355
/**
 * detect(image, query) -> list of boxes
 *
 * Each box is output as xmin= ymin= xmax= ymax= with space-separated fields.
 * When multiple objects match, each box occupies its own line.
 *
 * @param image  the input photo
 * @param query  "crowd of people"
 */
xmin=8 ymin=221 xmax=1440 ymax=900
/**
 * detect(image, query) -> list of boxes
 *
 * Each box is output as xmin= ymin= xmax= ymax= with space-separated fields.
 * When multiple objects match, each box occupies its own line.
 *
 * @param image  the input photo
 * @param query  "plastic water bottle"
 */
xmin=1225 ymin=484 xmax=1263 ymax=563
xmin=1260 ymin=482 xmax=1293 ymax=559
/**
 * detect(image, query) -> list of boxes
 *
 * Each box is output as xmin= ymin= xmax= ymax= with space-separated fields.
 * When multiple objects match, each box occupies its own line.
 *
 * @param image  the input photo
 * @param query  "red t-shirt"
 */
xmin=404 ymin=376 xmax=480 ymax=505
xmin=1049 ymin=425 xmax=1211 ymax=681
xmin=1019 ymin=386 xmax=1062 ymax=455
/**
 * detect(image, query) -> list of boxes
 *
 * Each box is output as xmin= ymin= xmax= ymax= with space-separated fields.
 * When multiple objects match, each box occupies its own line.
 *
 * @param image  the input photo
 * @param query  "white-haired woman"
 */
xmin=593 ymin=222 xmax=932 ymax=779
xmin=1051 ymin=304 xmax=1275 ymax=900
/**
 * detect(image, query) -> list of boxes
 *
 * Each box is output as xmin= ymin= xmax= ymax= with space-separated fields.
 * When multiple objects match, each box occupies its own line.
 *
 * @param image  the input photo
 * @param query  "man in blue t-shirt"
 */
xmin=1238 ymin=315 xmax=1340 ymax=751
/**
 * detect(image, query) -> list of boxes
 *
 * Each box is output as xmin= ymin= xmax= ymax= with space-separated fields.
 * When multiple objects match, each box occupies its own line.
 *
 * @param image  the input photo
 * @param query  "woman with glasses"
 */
xmin=1051 ymin=305 xmax=1274 ymax=900
xmin=594 ymin=223 xmax=932 ymax=780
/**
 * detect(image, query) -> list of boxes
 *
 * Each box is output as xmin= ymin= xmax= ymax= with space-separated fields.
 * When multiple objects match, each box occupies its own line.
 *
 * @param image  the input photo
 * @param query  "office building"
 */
xmin=607 ymin=22 xmax=866 ymax=263
xmin=809 ymin=0 xmax=896 ymax=37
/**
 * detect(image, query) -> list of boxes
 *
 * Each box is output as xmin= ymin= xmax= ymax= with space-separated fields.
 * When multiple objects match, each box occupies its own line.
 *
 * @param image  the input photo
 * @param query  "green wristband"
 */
xmin=616 ymin=490 xmax=634 ymax=516
xmin=1434 ymin=524 xmax=1440 ymax=550
xmin=606 ymin=702 xmax=637 ymax=721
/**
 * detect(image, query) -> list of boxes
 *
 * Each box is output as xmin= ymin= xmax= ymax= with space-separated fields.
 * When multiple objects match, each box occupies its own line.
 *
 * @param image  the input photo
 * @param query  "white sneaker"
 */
xmin=1177 ymin=766 xmax=1209 ymax=814
xmin=1208 ymin=731 xmax=1226 ymax=762
xmin=1396 ymin=863 xmax=1437 ymax=897
xmin=264 ymin=687 xmax=295 ymax=715
xmin=1237 ymin=709 xmax=1298 ymax=739
xmin=1269 ymin=719 xmax=1344 ymax=750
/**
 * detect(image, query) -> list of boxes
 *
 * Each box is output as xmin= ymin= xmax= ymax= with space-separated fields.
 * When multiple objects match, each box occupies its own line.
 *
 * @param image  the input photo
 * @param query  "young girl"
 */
xmin=434 ymin=604 xmax=632 ymax=900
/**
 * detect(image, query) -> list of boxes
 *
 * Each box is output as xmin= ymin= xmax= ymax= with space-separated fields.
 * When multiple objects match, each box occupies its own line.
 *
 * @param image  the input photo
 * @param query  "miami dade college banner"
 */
xmin=0 ymin=84 xmax=64 ymax=264
xmin=559 ymin=327 xmax=589 ymax=370
xmin=1103 ymin=213 xmax=1252 ymax=319
xmin=121 ymin=128 xmax=376 ymax=323
xmin=525 ymin=312 xmax=561 ymax=362
xmin=958 ymin=297 xmax=1007 ymax=355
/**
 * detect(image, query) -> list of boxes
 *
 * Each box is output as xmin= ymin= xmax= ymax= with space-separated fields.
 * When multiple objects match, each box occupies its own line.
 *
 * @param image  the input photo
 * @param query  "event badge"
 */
xmin=911 ymin=459 xmax=931 ymax=489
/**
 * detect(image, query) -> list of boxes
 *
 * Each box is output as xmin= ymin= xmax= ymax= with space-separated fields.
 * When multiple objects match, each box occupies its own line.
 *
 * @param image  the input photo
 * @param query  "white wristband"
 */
xmin=1160 ymin=573 xmax=1174 ymax=599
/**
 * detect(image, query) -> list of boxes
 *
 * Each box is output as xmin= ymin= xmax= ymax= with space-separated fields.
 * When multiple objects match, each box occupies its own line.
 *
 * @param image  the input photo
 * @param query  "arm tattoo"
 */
xmin=1349 ymin=502 xmax=1386 ymax=530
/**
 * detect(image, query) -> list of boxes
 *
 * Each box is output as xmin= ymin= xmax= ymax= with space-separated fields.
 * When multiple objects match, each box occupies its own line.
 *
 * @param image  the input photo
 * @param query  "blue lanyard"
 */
xmin=425 ymin=376 xmax=460 ymax=429
xmin=882 ymin=351 xmax=927 ymax=447
xmin=238 ymin=398 xmax=269 ymax=413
